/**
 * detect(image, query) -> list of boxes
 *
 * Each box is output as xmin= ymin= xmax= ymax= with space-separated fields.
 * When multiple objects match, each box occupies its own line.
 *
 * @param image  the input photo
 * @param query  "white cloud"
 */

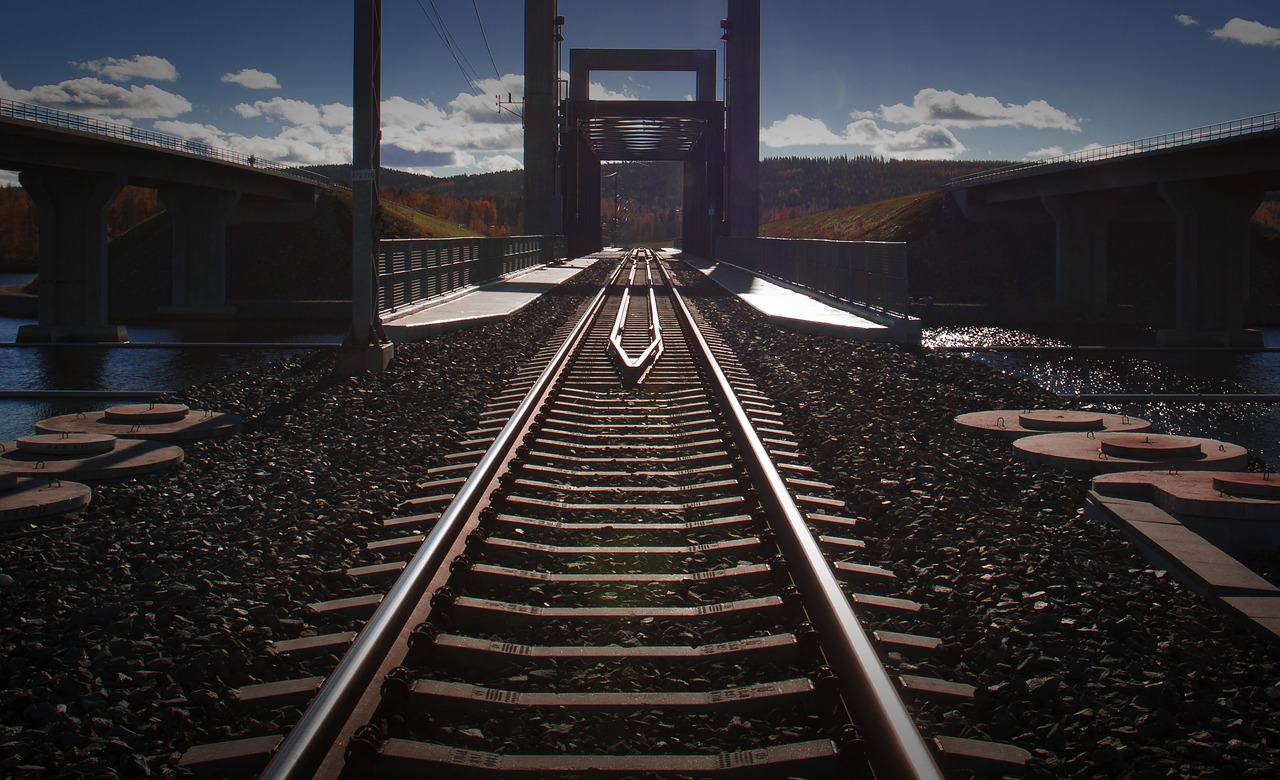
xmin=0 ymin=74 xmax=190 ymax=120
xmin=1210 ymin=18 xmax=1280 ymax=47
xmin=1175 ymin=14 xmax=1199 ymax=27
xmin=234 ymin=97 xmax=326 ymax=126
xmin=761 ymin=114 xmax=966 ymax=160
xmin=152 ymin=120 xmax=227 ymax=146
xmin=843 ymin=120 xmax=967 ymax=160
xmin=1026 ymin=141 xmax=1137 ymax=162
xmin=221 ymin=68 xmax=281 ymax=90
xmin=589 ymin=81 xmax=638 ymax=101
xmin=876 ymin=88 xmax=1081 ymax=131
xmin=760 ymin=114 xmax=846 ymax=147
xmin=76 ymin=55 xmax=178 ymax=83
xmin=204 ymin=74 xmax=530 ymax=168
xmin=480 ymin=154 xmax=523 ymax=172
xmin=448 ymin=74 xmax=526 ymax=123
xmin=1025 ymin=146 xmax=1065 ymax=160
xmin=157 ymin=116 xmax=352 ymax=165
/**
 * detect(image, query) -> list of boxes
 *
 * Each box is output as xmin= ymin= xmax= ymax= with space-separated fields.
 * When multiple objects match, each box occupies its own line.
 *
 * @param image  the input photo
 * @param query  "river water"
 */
xmin=0 ymin=273 xmax=342 ymax=442
xmin=925 ymin=326 xmax=1280 ymax=468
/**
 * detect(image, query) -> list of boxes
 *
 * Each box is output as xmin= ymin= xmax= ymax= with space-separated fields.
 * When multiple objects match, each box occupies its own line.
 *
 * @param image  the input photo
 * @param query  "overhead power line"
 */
xmin=472 ymin=0 xmax=502 ymax=80
xmin=414 ymin=0 xmax=517 ymax=126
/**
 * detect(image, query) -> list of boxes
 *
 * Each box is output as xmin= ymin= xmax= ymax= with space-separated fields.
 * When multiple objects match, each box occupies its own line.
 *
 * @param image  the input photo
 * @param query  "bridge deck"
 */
xmin=383 ymin=250 xmax=902 ymax=344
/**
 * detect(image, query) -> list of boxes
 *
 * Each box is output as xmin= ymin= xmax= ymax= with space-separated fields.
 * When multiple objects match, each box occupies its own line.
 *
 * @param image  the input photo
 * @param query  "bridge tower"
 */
xmin=523 ymin=0 xmax=561 ymax=238
xmin=528 ymin=1 xmax=760 ymax=258
xmin=724 ymin=0 xmax=761 ymax=239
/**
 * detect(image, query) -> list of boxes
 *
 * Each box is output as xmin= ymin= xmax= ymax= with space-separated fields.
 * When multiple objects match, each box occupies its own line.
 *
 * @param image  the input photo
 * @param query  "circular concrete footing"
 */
xmin=1213 ymin=473 xmax=1280 ymax=500
xmin=1100 ymin=434 xmax=1203 ymax=460
xmin=0 ymin=478 xmax=92 ymax=521
xmin=1015 ymin=431 xmax=1247 ymax=475
xmin=103 ymin=403 xmax=190 ymax=424
xmin=17 ymin=433 xmax=117 ymax=456
xmin=0 ymin=438 xmax=184 ymax=480
xmin=955 ymin=409 xmax=1151 ymax=439
xmin=35 ymin=409 xmax=242 ymax=442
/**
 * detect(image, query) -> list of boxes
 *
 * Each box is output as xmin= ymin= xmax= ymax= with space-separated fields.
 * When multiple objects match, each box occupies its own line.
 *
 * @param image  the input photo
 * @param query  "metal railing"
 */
xmin=947 ymin=109 xmax=1280 ymax=188
xmin=1 ymin=97 xmax=332 ymax=188
xmin=716 ymin=236 xmax=910 ymax=315
xmin=378 ymin=235 xmax=565 ymax=314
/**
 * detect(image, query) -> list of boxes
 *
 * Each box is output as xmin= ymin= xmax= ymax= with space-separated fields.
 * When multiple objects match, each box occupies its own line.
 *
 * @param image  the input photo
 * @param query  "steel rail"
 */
xmin=662 ymin=259 xmax=946 ymax=780
xmin=259 ymin=267 xmax=621 ymax=780
xmin=608 ymin=249 xmax=664 ymax=381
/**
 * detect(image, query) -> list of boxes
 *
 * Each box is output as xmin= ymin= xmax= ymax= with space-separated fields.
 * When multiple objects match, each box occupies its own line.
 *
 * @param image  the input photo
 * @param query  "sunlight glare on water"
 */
xmin=926 ymin=326 xmax=1280 ymax=468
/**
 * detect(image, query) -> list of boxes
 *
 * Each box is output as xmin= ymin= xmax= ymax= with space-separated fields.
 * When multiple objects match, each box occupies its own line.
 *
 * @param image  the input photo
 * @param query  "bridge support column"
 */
xmin=16 ymin=169 xmax=128 ymax=342
xmin=724 ymin=0 xmax=761 ymax=239
xmin=523 ymin=0 xmax=560 ymax=238
xmin=337 ymin=0 xmax=394 ymax=374
xmin=565 ymin=140 xmax=601 ymax=257
xmin=682 ymin=135 xmax=710 ymax=257
xmin=1042 ymin=194 xmax=1110 ymax=315
xmin=159 ymin=186 xmax=240 ymax=314
xmin=1157 ymin=181 xmax=1261 ymax=346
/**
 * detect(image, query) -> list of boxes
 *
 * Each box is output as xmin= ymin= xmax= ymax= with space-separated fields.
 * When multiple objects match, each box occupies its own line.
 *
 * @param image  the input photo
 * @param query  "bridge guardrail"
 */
xmin=377 ymin=235 xmax=563 ymax=314
xmin=1 ymin=97 xmax=332 ymax=188
xmin=716 ymin=236 xmax=909 ymax=316
xmin=947 ymin=109 xmax=1280 ymax=188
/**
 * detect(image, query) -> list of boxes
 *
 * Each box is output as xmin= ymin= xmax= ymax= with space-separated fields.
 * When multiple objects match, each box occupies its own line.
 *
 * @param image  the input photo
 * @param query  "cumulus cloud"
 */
xmin=0 ymin=74 xmax=190 ymax=119
xmin=875 ymin=88 xmax=1081 ymax=131
xmin=191 ymin=74 xmax=529 ymax=169
xmin=1026 ymin=142 xmax=1133 ymax=162
xmin=479 ymin=154 xmax=522 ymax=172
xmin=1025 ymin=146 xmax=1065 ymax=160
xmin=221 ymin=68 xmax=281 ymax=90
xmin=761 ymin=114 xmax=966 ymax=160
xmin=76 ymin=55 xmax=178 ymax=83
xmin=759 ymin=114 xmax=846 ymax=147
xmin=448 ymin=74 xmax=527 ymax=123
xmin=152 ymin=120 xmax=227 ymax=146
xmin=1175 ymin=14 xmax=1199 ymax=27
xmin=156 ymin=115 xmax=352 ymax=164
xmin=1210 ymin=18 xmax=1280 ymax=47
xmin=234 ymin=97 xmax=331 ymax=126
xmin=589 ymin=81 xmax=638 ymax=101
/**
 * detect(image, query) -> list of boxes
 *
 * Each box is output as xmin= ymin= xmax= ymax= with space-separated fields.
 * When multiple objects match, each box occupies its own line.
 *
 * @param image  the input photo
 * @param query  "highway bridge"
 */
xmin=948 ymin=112 xmax=1280 ymax=346
xmin=0 ymin=98 xmax=328 ymax=341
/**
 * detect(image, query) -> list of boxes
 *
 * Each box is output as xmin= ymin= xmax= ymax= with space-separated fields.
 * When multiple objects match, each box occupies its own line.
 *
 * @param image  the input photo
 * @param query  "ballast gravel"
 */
xmin=0 ymin=259 xmax=1275 ymax=779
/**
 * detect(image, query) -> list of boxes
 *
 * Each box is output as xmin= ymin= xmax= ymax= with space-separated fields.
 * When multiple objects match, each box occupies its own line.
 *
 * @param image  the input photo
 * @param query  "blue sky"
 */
xmin=1 ymin=1 xmax=1277 ymax=185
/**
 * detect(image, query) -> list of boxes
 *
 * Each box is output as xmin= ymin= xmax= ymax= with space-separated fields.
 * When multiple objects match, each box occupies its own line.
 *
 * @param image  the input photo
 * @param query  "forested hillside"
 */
xmin=300 ymin=157 xmax=1018 ymax=244
xmin=760 ymin=156 xmax=1010 ymax=223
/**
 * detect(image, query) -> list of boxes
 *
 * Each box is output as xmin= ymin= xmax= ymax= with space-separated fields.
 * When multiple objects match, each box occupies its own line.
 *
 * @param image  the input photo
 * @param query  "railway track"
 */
xmin=183 ymin=250 xmax=1024 ymax=778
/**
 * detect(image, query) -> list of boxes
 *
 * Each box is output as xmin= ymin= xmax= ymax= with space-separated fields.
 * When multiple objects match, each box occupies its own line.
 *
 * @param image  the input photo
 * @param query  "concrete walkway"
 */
xmin=381 ymin=256 xmax=599 ymax=342
xmin=381 ymin=249 xmax=919 ymax=346
xmin=677 ymin=253 xmax=920 ymax=345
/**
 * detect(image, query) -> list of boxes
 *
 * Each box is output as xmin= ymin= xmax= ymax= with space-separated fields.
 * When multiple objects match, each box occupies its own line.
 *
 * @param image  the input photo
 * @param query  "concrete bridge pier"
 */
xmin=1042 ymin=193 xmax=1111 ymax=316
xmin=17 ymin=169 xmax=128 ymax=343
xmin=159 ymin=186 xmax=241 ymax=315
xmin=1157 ymin=181 xmax=1262 ymax=346
xmin=566 ymin=142 xmax=602 ymax=257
